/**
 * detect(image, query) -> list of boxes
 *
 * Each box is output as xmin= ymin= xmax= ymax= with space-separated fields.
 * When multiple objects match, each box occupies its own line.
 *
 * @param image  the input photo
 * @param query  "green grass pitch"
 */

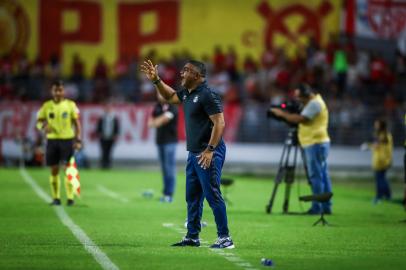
xmin=0 ymin=167 xmax=405 ymax=270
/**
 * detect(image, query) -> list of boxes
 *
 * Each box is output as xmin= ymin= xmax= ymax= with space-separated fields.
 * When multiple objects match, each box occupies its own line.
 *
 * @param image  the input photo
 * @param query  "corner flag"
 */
xmin=66 ymin=156 xmax=81 ymax=196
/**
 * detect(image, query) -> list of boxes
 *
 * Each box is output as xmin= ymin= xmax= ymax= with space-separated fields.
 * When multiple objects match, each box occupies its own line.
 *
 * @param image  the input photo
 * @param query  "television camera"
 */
xmin=265 ymin=99 xmax=309 ymax=214
xmin=267 ymin=100 xmax=302 ymax=127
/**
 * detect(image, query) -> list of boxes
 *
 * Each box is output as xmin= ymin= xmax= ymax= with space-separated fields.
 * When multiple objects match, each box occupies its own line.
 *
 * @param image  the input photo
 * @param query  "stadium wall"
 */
xmin=1 ymin=102 xmax=403 ymax=171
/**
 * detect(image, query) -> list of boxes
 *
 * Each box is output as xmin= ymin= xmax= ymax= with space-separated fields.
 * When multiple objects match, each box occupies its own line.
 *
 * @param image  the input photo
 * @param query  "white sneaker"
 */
xmin=210 ymin=237 xmax=235 ymax=249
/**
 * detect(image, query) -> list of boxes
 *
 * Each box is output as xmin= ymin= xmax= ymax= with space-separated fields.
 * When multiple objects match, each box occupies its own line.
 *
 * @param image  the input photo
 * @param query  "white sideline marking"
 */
xmin=162 ymin=223 xmax=259 ymax=270
xmin=19 ymin=168 xmax=120 ymax=270
xmin=97 ymin=185 xmax=129 ymax=203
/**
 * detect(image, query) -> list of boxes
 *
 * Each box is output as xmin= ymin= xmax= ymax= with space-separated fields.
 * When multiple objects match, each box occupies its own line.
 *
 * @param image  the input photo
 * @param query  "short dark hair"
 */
xmin=52 ymin=80 xmax=64 ymax=87
xmin=376 ymin=119 xmax=387 ymax=132
xmin=297 ymin=83 xmax=313 ymax=97
xmin=187 ymin=60 xmax=206 ymax=77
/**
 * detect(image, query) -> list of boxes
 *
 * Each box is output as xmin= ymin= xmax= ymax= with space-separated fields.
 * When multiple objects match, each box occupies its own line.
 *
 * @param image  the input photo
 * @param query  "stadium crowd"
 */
xmin=1 ymin=35 xmax=405 ymax=145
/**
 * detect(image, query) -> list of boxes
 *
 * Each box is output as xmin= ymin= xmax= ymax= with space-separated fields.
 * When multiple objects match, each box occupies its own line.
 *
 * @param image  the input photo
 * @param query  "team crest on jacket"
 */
xmin=193 ymin=95 xmax=199 ymax=103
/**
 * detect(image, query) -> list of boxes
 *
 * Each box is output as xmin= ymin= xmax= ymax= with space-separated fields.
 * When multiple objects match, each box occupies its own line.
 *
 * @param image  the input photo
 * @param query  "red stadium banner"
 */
xmin=345 ymin=0 xmax=406 ymax=40
xmin=0 ymin=102 xmax=242 ymax=158
xmin=0 ymin=0 xmax=341 ymax=75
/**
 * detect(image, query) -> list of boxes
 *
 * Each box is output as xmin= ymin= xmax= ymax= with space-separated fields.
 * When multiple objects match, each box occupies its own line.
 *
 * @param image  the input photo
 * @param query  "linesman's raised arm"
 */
xmin=140 ymin=60 xmax=180 ymax=104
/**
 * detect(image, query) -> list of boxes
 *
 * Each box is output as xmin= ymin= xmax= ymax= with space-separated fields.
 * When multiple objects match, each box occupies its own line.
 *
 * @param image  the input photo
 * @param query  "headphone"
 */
xmin=298 ymin=83 xmax=313 ymax=98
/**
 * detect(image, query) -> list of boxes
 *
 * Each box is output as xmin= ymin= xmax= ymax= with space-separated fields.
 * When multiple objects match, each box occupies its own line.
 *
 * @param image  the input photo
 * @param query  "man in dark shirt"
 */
xmin=148 ymin=94 xmax=178 ymax=203
xmin=96 ymin=103 xmax=120 ymax=169
xmin=141 ymin=59 xmax=234 ymax=249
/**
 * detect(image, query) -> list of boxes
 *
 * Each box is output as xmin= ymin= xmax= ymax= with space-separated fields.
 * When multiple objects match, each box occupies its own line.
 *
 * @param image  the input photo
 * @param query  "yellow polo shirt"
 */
xmin=298 ymin=94 xmax=330 ymax=147
xmin=37 ymin=99 xmax=79 ymax=139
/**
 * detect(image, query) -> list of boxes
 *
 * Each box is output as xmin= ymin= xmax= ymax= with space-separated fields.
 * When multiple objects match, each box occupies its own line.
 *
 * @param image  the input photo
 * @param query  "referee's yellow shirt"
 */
xmin=37 ymin=99 xmax=79 ymax=139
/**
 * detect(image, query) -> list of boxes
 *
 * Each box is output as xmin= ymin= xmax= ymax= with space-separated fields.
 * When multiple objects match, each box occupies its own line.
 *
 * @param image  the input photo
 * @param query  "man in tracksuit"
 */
xmin=141 ymin=59 xmax=234 ymax=249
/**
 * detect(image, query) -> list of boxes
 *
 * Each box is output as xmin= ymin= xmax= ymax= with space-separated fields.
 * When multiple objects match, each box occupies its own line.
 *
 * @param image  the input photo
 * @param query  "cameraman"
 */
xmin=270 ymin=84 xmax=332 ymax=215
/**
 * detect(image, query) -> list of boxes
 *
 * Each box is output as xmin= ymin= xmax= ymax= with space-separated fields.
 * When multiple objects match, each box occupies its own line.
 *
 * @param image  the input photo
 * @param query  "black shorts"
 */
xmin=46 ymin=139 xmax=74 ymax=166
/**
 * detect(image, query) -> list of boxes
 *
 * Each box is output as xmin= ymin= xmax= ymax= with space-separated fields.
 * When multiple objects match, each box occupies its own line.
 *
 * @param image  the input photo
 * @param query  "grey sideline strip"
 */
xmin=162 ymin=223 xmax=259 ymax=270
xmin=97 ymin=185 xmax=130 ymax=203
xmin=19 ymin=167 xmax=120 ymax=270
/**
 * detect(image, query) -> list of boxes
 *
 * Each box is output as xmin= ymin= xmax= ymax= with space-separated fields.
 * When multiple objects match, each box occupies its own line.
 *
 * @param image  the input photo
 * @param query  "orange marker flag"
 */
xmin=66 ymin=156 xmax=81 ymax=196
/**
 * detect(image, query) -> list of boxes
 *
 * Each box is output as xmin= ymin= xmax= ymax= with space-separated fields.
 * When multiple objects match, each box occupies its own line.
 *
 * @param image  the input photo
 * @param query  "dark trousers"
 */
xmin=100 ymin=139 xmax=114 ymax=168
xmin=404 ymin=151 xmax=406 ymax=205
xmin=375 ymin=169 xmax=391 ymax=200
xmin=185 ymin=141 xmax=229 ymax=239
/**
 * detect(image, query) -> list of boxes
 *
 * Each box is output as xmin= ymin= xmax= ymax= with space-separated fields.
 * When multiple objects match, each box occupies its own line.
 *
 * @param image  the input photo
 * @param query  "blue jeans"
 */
xmin=303 ymin=142 xmax=332 ymax=213
xmin=157 ymin=143 xmax=177 ymax=196
xmin=375 ymin=170 xmax=391 ymax=200
xmin=185 ymin=141 xmax=229 ymax=239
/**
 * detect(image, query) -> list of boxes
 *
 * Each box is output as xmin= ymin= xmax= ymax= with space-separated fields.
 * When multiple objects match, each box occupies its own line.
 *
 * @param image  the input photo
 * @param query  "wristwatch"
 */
xmin=152 ymin=78 xmax=161 ymax=85
xmin=207 ymin=145 xmax=215 ymax=152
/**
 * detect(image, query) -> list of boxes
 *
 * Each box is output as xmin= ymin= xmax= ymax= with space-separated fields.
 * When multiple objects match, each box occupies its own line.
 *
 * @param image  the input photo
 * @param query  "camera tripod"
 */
xmin=266 ymin=127 xmax=308 ymax=214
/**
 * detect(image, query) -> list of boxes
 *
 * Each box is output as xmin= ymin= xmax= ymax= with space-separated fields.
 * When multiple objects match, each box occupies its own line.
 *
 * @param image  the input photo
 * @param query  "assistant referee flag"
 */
xmin=66 ymin=156 xmax=81 ymax=196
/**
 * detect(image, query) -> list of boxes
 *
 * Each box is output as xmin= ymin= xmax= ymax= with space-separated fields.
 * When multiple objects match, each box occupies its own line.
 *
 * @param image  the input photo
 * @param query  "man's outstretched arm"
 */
xmin=140 ymin=60 xmax=180 ymax=104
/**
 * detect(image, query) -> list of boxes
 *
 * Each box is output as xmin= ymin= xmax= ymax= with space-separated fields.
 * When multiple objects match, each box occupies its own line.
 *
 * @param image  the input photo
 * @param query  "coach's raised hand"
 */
xmin=140 ymin=60 xmax=159 ymax=82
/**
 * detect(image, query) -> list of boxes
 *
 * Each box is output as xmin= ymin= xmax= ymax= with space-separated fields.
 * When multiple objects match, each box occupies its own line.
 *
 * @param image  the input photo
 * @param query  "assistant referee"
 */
xmin=36 ymin=81 xmax=82 ymax=206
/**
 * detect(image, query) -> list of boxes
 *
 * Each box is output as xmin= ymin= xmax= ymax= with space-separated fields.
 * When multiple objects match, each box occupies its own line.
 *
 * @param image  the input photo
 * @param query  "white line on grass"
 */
xmin=162 ymin=223 xmax=259 ymax=270
xmin=19 ymin=167 xmax=120 ymax=270
xmin=97 ymin=185 xmax=129 ymax=203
